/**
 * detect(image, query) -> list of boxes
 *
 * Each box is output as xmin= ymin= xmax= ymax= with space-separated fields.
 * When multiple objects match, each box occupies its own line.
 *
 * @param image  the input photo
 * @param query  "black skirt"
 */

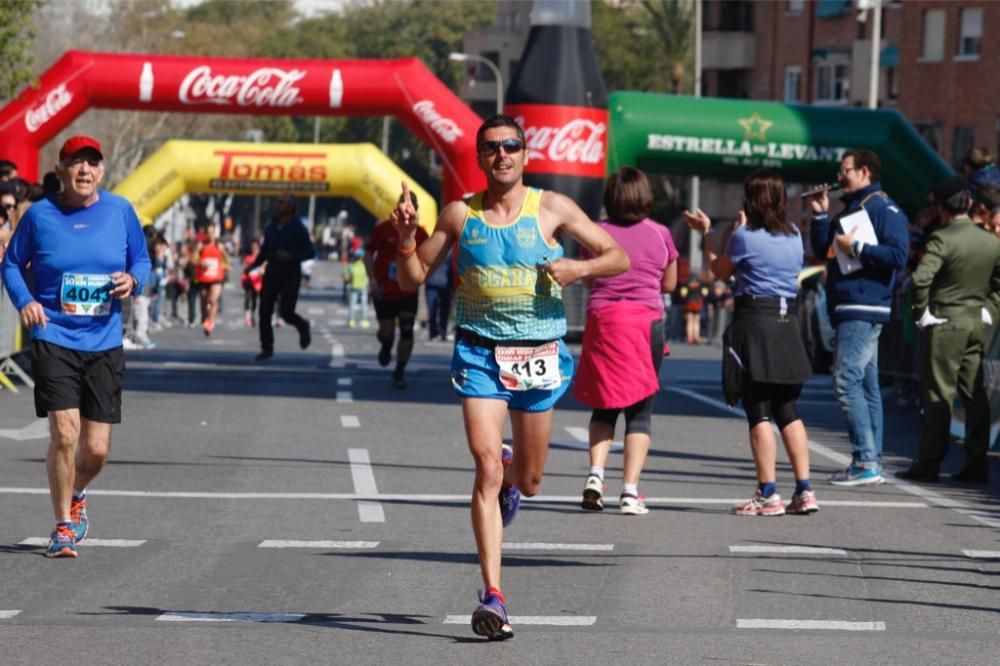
xmin=722 ymin=295 xmax=812 ymax=405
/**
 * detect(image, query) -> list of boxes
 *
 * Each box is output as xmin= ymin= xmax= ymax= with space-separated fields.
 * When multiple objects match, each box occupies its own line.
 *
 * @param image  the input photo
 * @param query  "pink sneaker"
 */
xmin=785 ymin=490 xmax=819 ymax=515
xmin=733 ymin=490 xmax=785 ymax=516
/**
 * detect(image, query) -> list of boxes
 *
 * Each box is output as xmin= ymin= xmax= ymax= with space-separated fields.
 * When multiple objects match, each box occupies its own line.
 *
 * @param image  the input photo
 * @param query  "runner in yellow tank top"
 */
xmin=389 ymin=115 xmax=629 ymax=641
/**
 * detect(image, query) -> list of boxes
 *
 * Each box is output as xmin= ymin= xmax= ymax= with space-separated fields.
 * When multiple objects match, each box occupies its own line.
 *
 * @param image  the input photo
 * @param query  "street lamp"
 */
xmin=449 ymin=52 xmax=504 ymax=115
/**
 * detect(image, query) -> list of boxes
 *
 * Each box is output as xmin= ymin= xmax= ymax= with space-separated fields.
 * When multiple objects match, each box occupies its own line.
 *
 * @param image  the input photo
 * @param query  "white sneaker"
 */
xmin=581 ymin=474 xmax=605 ymax=511
xmin=122 ymin=337 xmax=140 ymax=350
xmin=619 ymin=493 xmax=649 ymax=516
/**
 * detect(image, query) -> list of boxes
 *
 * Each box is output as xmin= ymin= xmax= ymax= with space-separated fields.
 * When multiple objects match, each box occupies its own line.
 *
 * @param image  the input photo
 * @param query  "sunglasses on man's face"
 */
xmin=478 ymin=139 xmax=525 ymax=156
xmin=2 ymin=203 xmax=15 ymax=210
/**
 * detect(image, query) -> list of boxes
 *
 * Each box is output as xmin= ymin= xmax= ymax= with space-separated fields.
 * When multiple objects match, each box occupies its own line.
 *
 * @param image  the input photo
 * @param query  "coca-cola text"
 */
xmin=413 ymin=100 xmax=464 ymax=144
xmin=180 ymin=66 xmax=305 ymax=107
xmin=507 ymin=104 xmax=607 ymax=178
xmin=25 ymin=83 xmax=73 ymax=133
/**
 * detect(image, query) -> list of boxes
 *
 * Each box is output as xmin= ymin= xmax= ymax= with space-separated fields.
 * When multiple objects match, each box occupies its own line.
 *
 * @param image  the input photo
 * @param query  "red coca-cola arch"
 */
xmin=0 ymin=50 xmax=485 ymax=203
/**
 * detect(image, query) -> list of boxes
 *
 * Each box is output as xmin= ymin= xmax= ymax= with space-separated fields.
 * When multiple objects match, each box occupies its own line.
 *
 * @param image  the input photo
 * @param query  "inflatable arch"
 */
xmin=607 ymin=92 xmax=953 ymax=213
xmin=0 ymin=50 xmax=484 ymax=203
xmin=113 ymin=140 xmax=437 ymax=232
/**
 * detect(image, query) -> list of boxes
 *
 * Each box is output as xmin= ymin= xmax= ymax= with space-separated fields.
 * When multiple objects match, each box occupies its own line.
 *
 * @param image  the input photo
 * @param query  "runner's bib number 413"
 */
xmin=60 ymin=273 xmax=113 ymax=316
xmin=495 ymin=342 xmax=561 ymax=391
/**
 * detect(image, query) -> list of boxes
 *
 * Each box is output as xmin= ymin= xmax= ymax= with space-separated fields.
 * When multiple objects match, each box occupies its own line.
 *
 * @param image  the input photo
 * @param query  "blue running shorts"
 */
xmin=450 ymin=338 xmax=574 ymax=412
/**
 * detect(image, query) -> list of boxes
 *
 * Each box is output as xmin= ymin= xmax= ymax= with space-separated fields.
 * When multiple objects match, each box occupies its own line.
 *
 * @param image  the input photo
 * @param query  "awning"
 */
xmin=816 ymin=0 xmax=850 ymax=18
xmin=880 ymin=45 xmax=899 ymax=67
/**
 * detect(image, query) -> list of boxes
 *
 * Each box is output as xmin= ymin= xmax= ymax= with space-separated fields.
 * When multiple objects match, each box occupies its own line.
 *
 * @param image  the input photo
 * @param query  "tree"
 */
xmin=0 ymin=0 xmax=43 ymax=101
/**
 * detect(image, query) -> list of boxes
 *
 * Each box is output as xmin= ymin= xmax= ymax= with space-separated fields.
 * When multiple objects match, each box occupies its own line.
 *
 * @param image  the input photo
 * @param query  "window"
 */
xmin=787 ymin=0 xmax=804 ymax=14
xmin=953 ymin=126 xmax=976 ymax=169
xmin=958 ymin=8 xmax=982 ymax=57
xmin=783 ymin=67 xmax=801 ymax=103
xmin=915 ymin=122 xmax=941 ymax=152
xmin=815 ymin=61 xmax=849 ymax=104
xmin=717 ymin=69 xmax=751 ymax=99
xmin=886 ymin=67 xmax=898 ymax=102
xmin=921 ymin=9 xmax=946 ymax=61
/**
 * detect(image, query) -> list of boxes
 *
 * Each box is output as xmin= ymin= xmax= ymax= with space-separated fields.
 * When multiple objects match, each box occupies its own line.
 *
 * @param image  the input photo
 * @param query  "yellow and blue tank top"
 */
xmin=455 ymin=187 xmax=566 ymax=341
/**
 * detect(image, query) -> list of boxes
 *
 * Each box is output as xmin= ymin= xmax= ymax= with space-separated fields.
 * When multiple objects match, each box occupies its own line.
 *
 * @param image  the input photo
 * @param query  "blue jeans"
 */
xmin=832 ymin=320 xmax=883 ymax=469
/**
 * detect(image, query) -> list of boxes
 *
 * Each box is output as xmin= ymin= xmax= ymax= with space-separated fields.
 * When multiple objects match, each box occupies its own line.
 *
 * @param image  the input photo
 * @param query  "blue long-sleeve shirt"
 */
xmin=1 ymin=191 xmax=151 ymax=351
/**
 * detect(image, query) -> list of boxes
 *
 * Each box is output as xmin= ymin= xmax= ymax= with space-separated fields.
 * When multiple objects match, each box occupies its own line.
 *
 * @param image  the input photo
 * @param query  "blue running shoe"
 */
xmin=499 ymin=485 xmax=520 ymax=527
xmin=46 ymin=524 xmax=79 ymax=559
xmin=471 ymin=589 xmax=513 ymax=641
xmin=70 ymin=496 xmax=88 ymax=543
xmin=829 ymin=465 xmax=884 ymax=486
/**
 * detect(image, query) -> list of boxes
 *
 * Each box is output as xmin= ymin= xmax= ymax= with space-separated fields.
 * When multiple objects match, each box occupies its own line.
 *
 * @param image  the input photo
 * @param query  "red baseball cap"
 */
xmin=59 ymin=135 xmax=104 ymax=162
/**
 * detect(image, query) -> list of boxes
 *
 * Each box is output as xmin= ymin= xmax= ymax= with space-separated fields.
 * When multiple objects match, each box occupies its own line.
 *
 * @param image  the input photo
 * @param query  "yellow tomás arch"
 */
xmin=113 ymin=140 xmax=437 ymax=232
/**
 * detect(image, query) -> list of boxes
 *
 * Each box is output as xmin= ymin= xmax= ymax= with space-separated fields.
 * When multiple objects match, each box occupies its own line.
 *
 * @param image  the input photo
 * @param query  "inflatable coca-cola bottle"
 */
xmin=505 ymin=0 xmax=608 ymax=219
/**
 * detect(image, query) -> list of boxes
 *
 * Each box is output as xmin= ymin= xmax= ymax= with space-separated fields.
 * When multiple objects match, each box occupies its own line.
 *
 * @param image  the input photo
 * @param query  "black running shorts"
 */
xmin=373 ymin=294 xmax=419 ymax=322
xmin=32 ymin=340 xmax=125 ymax=423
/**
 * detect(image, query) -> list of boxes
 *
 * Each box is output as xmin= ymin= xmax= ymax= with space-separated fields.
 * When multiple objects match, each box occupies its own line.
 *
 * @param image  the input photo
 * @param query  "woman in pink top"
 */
xmin=574 ymin=168 xmax=678 ymax=515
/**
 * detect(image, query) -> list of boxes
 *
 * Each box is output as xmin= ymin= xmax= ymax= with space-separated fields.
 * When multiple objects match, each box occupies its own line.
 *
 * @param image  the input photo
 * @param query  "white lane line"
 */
xmin=665 ymin=387 xmax=992 ymax=524
xmin=337 ymin=378 xmax=353 ymax=387
xmin=444 ymin=615 xmax=596 ymax=626
xmin=737 ymin=619 xmax=885 ymax=631
xmin=19 ymin=538 xmax=146 ymax=547
xmin=336 ymin=391 xmax=353 ymax=403
xmin=341 ymin=415 xmax=360 ymax=428
xmin=0 ymin=610 xmax=21 ymax=619
xmin=561 ymin=427 xmax=623 ymax=452
xmin=258 ymin=540 xmax=378 ymax=549
xmin=504 ymin=542 xmax=614 ymax=552
xmin=163 ymin=362 xmax=219 ymax=369
xmin=307 ymin=308 xmax=324 ymax=315
xmin=348 ymin=448 xmax=385 ymax=523
xmin=0 ymin=487 xmax=925 ymax=506
xmin=331 ymin=343 xmax=345 ymax=357
xmin=963 ymin=550 xmax=1000 ymax=559
xmin=157 ymin=612 xmax=305 ymax=623
xmin=730 ymin=545 xmax=848 ymax=555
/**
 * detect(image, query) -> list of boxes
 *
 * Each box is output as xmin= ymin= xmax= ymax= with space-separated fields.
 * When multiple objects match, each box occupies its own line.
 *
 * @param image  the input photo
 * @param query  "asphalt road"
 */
xmin=1 ymin=260 xmax=997 ymax=665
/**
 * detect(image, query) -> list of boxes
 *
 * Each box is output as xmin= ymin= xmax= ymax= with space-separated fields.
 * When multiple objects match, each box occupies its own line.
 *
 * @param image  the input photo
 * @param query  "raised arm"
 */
xmin=682 ymin=208 xmax=740 ymax=280
xmin=392 ymin=181 xmax=463 ymax=291
xmin=543 ymin=191 xmax=629 ymax=287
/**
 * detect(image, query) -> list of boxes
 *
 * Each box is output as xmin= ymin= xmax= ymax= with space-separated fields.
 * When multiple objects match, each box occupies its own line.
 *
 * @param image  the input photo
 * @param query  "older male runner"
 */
xmin=1 ymin=136 xmax=151 ymax=558
xmin=390 ymin=114 xmax=629 ymax=640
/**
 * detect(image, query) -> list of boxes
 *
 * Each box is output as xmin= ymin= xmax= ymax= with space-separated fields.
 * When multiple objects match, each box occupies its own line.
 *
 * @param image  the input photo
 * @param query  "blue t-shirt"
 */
xmin=1 ymin=191 xmax=151 ymax=352
xmin=726 ymin=225 xmax=803 ymax=298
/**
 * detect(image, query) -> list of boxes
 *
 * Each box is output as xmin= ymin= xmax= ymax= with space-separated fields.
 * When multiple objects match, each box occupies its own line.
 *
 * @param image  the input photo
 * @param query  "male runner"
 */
xmin=390 ymin=115 xmax=628 ymax=640
xmin=1 ymin=135 xmax=151 ymax=558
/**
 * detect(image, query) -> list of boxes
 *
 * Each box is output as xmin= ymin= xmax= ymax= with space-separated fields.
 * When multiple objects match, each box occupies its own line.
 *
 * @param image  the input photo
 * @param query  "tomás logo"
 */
xmin=179 ymin=66 xmax=306 ymax=107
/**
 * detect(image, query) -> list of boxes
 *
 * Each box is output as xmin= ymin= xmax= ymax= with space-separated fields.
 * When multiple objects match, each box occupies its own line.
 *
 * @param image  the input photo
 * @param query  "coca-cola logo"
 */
xmin=517 ymin=117 xmax=606 ymax=165
xmin=179 ymin=66 xmax=305 ymax=107
xmin=25 ymin=83 xmax=73 ymax=133
xmin=413 ymin=100 xmax=464 ymax=144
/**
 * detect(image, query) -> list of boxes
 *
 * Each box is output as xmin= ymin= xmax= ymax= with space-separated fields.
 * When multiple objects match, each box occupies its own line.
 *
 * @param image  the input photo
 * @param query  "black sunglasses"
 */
xmin=478 ymin=139 xmax=524 ymax=156
xmin=1 ymin=203 xmax=15 ymax=210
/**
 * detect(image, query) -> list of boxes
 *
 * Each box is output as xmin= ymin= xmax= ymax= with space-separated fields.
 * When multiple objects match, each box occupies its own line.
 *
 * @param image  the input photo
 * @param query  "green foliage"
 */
xmin=0 ymin=0 xmax=43 ymax=101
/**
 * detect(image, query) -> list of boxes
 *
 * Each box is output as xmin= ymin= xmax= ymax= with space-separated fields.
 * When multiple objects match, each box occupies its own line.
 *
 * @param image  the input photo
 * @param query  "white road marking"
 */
xmin=331 ymin=342 xmax=345 ymax=357
xmin=341 ymin=415 xmax=360 ymax=428
xmin=0 ymin=610 xmax=21 ymax=619
xmin=737 ymin=619 xmax=885 ymax=631
xmin=307 ymin=308 xmax=324 ymax=315
xmin=504 ymin=542 xmax=614 ymax=552
xmin=0 ymin=418 xmax=50 ymax=441
xmin=962 ymin=550 xmax=1000 ymax=559
xmin=336 ymin=391 xmax=353 ymax=403
xmin=665 ymin=387 xmax=994 ymax=526
xmin=444 ymin=615 xmax=596 ymax=626
xmin=157 ymin=612 xmax=305 ymax=623
xmin=561 ymin=427 xmax=623 ymax=451
xmin=19 ymin=538 xmax=146 ymax=547
xmin=163 ymin=362 xmax=219 ymax=369
xmin=348 ymin=448 xmax=385 ymax=523
xmin=337 ymin=378 xmax=352 ymax=386
xmin=0 ymin=487 xmax=925 ymax=506
xmin=258 ymin=540 xmax=378 ymax=549
xmin=729 ymin=545 xmax=848 ymax=555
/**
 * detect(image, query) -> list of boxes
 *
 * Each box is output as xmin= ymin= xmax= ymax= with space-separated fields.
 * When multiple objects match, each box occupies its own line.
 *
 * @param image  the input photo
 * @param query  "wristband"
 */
xmin=397 ymin=243 xmax=417 ymax=258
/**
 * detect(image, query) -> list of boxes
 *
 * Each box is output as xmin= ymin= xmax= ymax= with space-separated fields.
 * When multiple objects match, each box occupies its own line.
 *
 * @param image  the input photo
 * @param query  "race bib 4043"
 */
xmin=495 ymin=341 xmax=562 ymax=391
xmin=60 ymin=273 xmax=113 ymax=316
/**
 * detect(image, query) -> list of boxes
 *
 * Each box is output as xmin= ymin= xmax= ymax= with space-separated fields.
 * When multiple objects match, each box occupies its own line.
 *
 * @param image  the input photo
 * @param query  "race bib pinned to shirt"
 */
xmin=60 ymin=273 xmax=113 ymax=316
xmin=495 ymin=342 xmax=562 ymax=391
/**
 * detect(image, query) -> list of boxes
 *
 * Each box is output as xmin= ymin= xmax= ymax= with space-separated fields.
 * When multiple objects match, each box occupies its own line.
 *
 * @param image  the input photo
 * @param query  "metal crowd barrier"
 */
xmin=0 ymin=282 xmax=33 ymax=393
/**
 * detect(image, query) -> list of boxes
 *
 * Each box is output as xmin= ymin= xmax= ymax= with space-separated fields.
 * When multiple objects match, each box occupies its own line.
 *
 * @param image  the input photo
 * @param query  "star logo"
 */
xmin=738 ymin=112 xmax=774 ymax=142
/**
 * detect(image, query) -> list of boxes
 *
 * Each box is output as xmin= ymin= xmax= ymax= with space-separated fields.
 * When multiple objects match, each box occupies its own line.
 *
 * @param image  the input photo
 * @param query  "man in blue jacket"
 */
xmin=1 ymin=136 xmax=151 ymax=558
xmin=808 ymin=149 xmax=910 ymax=486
